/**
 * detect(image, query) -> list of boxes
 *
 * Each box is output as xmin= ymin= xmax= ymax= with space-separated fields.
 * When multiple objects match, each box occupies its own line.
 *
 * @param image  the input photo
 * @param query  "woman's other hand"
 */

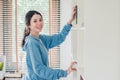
xmin=67 ymin=61 xmax=77 ymax=75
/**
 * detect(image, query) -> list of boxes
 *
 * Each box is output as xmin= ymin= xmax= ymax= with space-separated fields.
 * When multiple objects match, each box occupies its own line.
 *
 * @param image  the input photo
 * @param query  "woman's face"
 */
xmin=29 ymin=13 xmax=43 ymax=33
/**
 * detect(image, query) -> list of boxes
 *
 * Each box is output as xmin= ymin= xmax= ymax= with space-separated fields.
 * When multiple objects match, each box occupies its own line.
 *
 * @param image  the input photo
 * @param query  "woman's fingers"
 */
xmin=71 ymin=61 xmax=77 ymax=70
xmin=71 ymin=5 xmax=77 ymax=21
xmin=72 ymin=68 xmax=77 ymax=71
xmin=72 ymin=5 xmax=77 ymax=11
xmin=72 ymin=5 xmax=77 ymax=14
xmin=71 ymin=61 xmax=77 ymax=66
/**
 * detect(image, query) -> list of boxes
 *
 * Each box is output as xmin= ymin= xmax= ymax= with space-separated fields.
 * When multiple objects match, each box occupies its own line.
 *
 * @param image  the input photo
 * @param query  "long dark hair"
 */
xmin=21 ymin=10 xmax=43 ymax=47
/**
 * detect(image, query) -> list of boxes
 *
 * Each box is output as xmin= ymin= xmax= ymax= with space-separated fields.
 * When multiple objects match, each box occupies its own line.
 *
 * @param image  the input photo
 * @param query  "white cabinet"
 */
xmin=71 ymin=0 xmax=85 ymax=80
xmin=71 ymin=0 xmax=120 ymax=80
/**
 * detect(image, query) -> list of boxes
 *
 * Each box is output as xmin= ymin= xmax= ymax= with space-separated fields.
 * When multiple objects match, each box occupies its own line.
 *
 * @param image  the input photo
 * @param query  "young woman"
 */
xmin=22 ymin=5 xmax=77 ymax=80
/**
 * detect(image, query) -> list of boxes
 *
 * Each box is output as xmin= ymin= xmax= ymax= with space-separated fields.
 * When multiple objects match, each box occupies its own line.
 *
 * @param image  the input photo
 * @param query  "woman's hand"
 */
xmin=67 ymin=5 xmax=77 ymax=25
xmin=67 ymin=61 xmax=77 ymax=75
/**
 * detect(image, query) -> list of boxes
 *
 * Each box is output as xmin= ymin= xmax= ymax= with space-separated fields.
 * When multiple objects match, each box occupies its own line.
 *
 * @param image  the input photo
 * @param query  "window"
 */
xmin=0 ymin=0 xmax=61 ymax=72
xmin=0 ymin=0 xmax=14 ymax=71
xmin=49 ymin=0 xmax=61 ymax=69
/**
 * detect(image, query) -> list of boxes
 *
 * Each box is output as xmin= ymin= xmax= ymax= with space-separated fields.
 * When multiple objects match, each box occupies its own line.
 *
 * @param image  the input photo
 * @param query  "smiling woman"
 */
xmin=21 ymin=5 xmax=77 ymax=79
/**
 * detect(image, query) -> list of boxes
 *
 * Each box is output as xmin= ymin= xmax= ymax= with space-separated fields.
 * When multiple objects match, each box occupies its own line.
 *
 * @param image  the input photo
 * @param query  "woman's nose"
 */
xmin=37 ymin=21 xmax=41 ymax=25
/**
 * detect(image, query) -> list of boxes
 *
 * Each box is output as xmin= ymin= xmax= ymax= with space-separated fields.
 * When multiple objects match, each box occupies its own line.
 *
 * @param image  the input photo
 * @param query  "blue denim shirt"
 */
xmin=22 ymin=24 xmax=72 ymax=80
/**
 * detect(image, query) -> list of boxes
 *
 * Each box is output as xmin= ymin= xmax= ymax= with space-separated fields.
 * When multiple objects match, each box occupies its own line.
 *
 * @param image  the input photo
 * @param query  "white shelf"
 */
xmin=5 ymin=72 xmax=22 ymax=78
xmin=72 ymin=27 xmax=86 ymax=30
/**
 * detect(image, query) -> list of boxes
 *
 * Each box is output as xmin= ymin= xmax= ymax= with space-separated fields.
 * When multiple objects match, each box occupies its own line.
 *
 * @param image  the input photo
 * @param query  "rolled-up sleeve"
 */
xmin=27 ymin=40 xmax=67 ymax=80
xmin=44 ymin=24 xmax=72 ymax=49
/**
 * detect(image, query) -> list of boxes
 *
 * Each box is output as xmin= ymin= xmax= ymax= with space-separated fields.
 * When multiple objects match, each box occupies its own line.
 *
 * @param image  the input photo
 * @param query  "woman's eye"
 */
xmin=39 ymin=19 xmax=42 ymax=21
xmin=34 ymin=20 xmax=37 ymax=22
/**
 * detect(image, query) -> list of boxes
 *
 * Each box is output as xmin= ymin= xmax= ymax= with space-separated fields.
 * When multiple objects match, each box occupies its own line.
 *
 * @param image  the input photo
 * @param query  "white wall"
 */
xmin=84 ymin=0 xmax=120 ymax=80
